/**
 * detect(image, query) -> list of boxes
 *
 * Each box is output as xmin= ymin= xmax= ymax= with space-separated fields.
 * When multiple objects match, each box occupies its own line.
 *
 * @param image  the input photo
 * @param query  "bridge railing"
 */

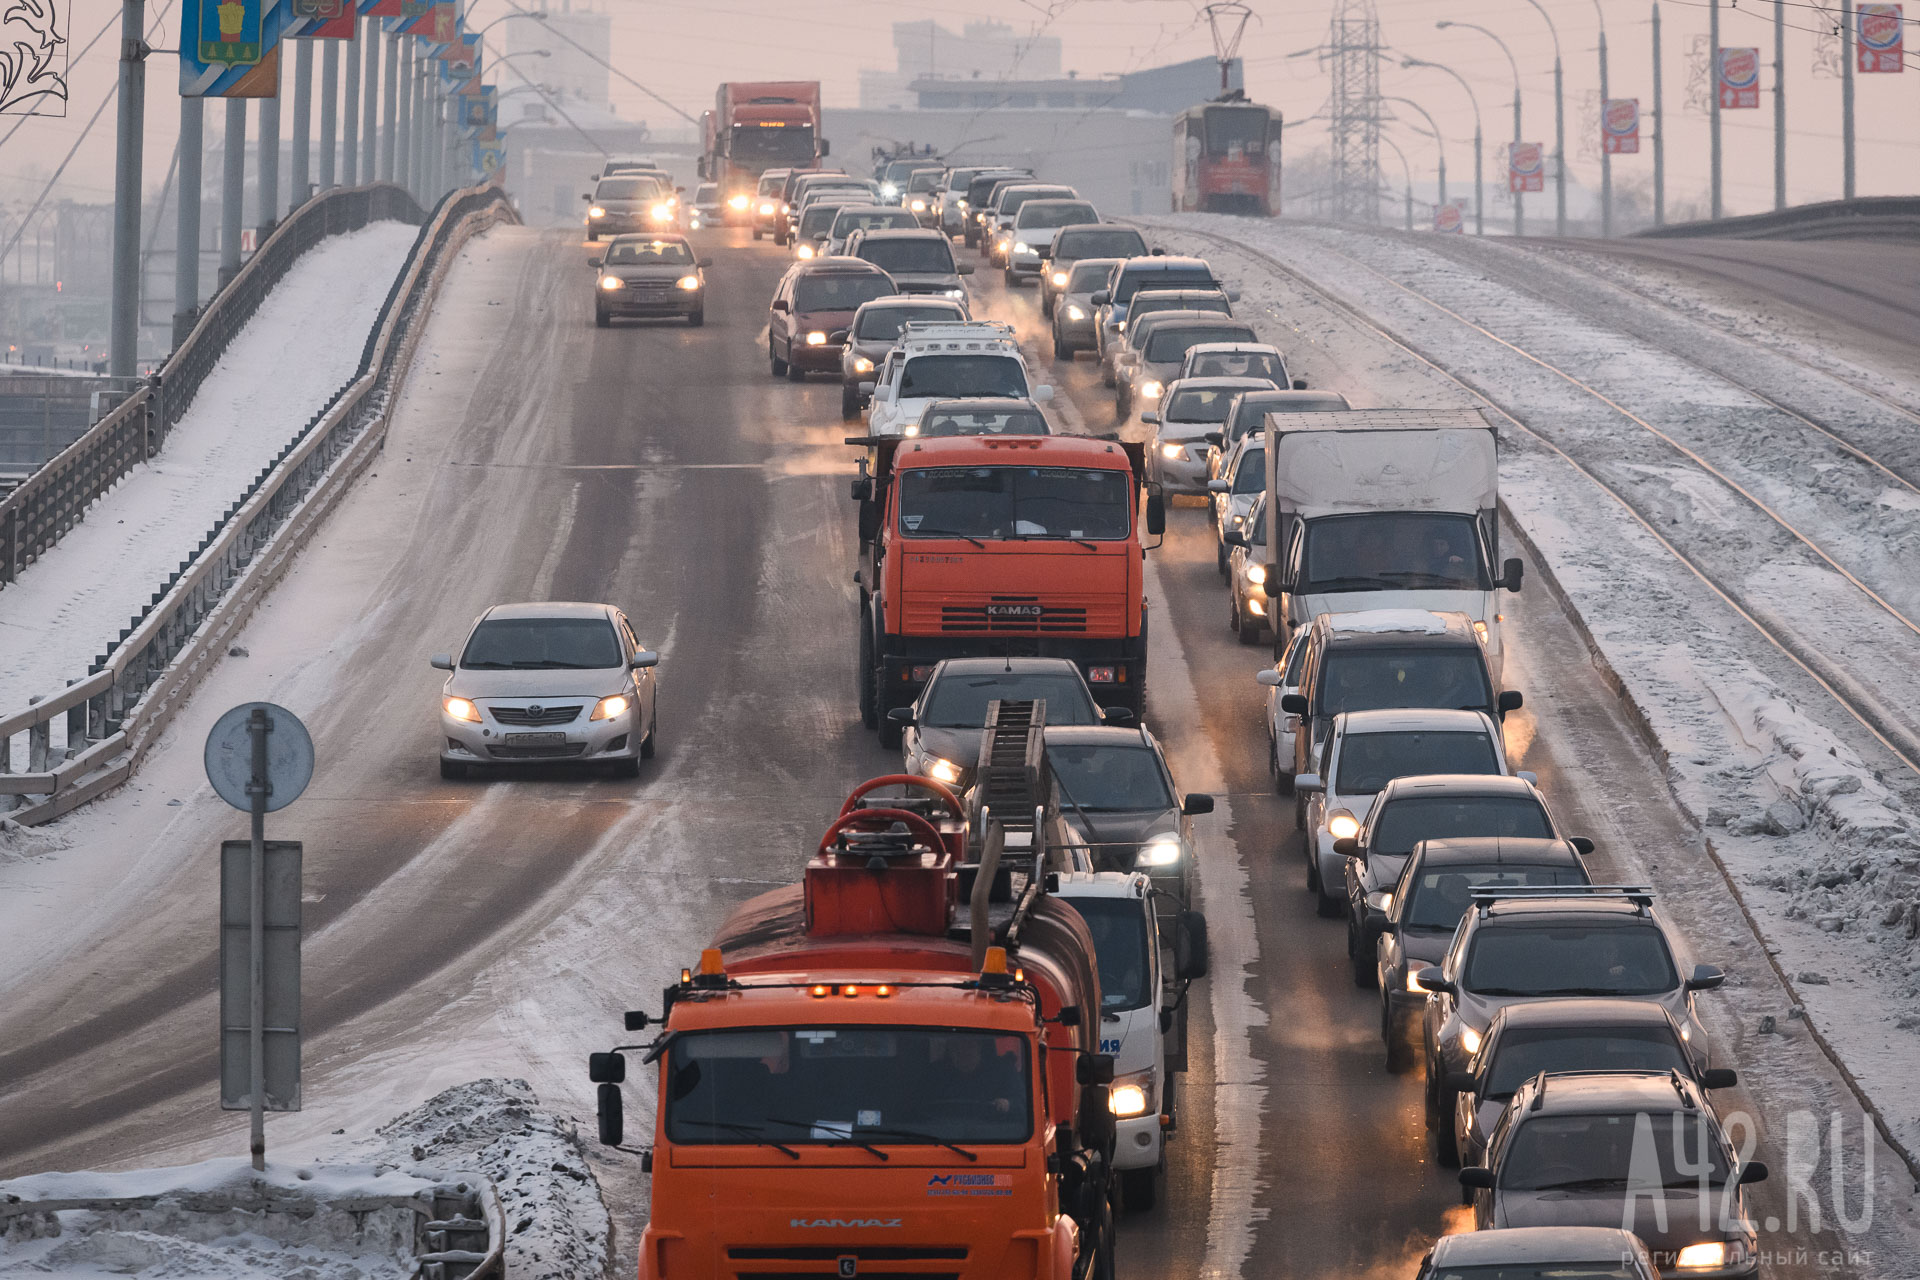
xmin=1633 ymin=195 xmax=1920 ymax=242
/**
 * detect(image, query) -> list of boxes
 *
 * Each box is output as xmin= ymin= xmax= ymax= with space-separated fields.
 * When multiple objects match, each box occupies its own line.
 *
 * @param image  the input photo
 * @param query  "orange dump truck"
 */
xmin=589 ymin=776 xmax=1118 ymax=1280
xmin=851 ymin=434 xmax=1165 ymax=741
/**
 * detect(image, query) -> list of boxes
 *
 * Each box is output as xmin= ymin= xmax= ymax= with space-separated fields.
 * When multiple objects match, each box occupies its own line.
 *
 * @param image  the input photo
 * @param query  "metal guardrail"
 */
xmin=1633 ymin=195 xmax=1920 ymax=242
xmin=0 ymin=182 xmax=518 ymax=822
xmin=0 ymin=183 xmax=426 ymax=587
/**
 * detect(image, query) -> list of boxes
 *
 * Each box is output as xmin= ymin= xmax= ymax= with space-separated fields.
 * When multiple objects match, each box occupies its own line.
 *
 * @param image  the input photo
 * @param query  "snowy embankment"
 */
xmin=0 ymin=221 xmax=419 ymax=722
xmin=1144 ymin=214 xmax=1920 ymax=1165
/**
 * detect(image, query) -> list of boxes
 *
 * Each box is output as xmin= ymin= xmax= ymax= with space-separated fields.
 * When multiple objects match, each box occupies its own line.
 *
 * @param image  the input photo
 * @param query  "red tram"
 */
xmin=1172 ymin=95 xmax=1283 ymax=216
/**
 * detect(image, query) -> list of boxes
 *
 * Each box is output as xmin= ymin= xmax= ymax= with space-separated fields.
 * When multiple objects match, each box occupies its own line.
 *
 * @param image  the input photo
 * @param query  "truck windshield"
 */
xmin=1049 ymin=744 xmax=1174 ymax=813
xmin=1316 ymin=650 xmax=1494 ymax=720
xmin=666 ymin=1027 xmax=1031 ymax=1145
xmin=968 ymin=174 xmax=1030 ymax=205
xmin=1333 ymin=730 xmax=1500 ymax=796
xmin=1499 ymin=1111 xmax=1728 ymax=1191
xmin=1144 ymin=326 xmax=1255 ymax=362
xmin=793 ymin=273 xmax=895 ymax=313
xmin=1401 ymin=863 xmax=1588 ymax=931
xmin=1467 ymin=924 xmax=1678 ymax=998
xmin=898 ymin=356 xmax=1028 ymax=399
xmin=1187 ymin=350 xmax=1285 ymax=382
xmin=1370 ymin=795 xmax=1553 ymax=857
xmin=898 ymin=466 xmax=1131 ymax=541
xmin=859 ymin=240 xmax=956 ymax=274
xmin=1055 ymin=228 xmax=1148 ymax=260
xmin=1482 ymin=1027 xmax=1688 ymax=1099
xmin=921 ymin=672 xmax=1100 ymax=728
xmin=460 ymin=617 xmax=623 ymax=670
xmin=1061 ymin=896 xmax=1154 ymax=1012
xmin=1000 ymin=188 xmax=1074 ymax=215
xmin=907 ymin=169 xmax=944 ymax=193
xmin=1301 ymin=512 xmax=1490 ymax=592
xmin=919 ymin=407 xmax=1049 ymax=437
xmin=731 ymin=122 xmax=816 ymax=166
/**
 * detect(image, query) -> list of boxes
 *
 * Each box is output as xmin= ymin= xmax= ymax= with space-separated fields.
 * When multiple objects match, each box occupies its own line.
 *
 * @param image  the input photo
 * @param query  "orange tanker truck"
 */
xmin=851 ymin=433 xmax=1165 ymax=743
xmin=589 ymin=770 xmax=1120 ymax=1280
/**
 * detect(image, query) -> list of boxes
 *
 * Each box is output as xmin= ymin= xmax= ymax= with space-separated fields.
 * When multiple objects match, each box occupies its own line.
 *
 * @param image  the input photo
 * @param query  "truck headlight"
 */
xmin=676 ymin=274 xmax=702 ymax=291
xmin=1674 ymin=1243 xmax=1729 ymax=1270
xmin=729 ymin=194 xmax=750 ymax=210
xmin=1108 ymin=1072 xmax=1154 ymax=1117
xmin=1327 ymin=810 xmax=1360 ymax=840
xmin=650 ymin=203 xmax=673 ymax=221
xmin=806 ymin=331 xmax=828 ymax=345
xmin=925 ymin=757 xmax=962 ymax=785
xmin=1137 ymin=835 xmax=1182 ymax=867
xmin=598 ymin=275 xmax=624 ymax=291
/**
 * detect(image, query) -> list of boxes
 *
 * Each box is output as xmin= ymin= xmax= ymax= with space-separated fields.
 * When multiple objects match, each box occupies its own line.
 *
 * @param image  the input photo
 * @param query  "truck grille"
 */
xmin=940 ymin=596 xmax=1085 ymax=634
xmin=490 ymin=704 xmax=583 ymax=726
xmin=729 ymin=1246 xmax=966 ymax=1279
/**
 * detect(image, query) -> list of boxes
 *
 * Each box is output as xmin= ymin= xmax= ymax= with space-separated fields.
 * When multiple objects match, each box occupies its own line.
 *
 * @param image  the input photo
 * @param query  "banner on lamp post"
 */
xmin=1858 ymin=4 xmax=1904 ymax=72
xmin=1507 ymin=142 xmax=1545 ymax=193
xmin=1602 ymin=98 xmax=1640 ymax=153
xmin=291 ymin=0 xmax=355 ymax=38
xmin=181 ymin=0 xmax=293 ymax=97
xmin=1716 ymin=47 xmax=1761 ymax=108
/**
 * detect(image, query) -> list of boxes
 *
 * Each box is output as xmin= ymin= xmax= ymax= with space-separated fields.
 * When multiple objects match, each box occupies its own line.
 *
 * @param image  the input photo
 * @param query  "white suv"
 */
xmin=862 ymin=321 xmax=1052 ymax=436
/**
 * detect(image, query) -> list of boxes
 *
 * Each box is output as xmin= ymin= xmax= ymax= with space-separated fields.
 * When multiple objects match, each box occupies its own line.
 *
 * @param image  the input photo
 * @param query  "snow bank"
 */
xmin=0 ymin=220 xmax=420 ymax=738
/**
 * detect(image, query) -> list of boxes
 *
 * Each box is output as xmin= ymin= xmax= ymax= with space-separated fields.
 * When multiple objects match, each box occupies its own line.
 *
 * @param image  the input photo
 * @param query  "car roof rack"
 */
xmin=898 ymin=320 xmax=1016 ymax=342
xmin=1472 ymin=884 xmax=1654 ymax=916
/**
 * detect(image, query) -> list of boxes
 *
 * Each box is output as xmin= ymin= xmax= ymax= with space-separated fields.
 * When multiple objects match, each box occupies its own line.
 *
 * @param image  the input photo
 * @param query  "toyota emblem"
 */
xmin=527 ymin=705 xmax=543 ymax=716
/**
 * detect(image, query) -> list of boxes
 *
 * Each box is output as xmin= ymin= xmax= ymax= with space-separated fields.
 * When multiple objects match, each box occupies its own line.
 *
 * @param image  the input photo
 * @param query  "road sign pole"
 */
xmin=110 ymin=0 xmax=147 ymax=378
xmin=1598 ymin=26 xmax=1611 ymax=237
xmin=247 ymin=706 xmax=270 ymax=1170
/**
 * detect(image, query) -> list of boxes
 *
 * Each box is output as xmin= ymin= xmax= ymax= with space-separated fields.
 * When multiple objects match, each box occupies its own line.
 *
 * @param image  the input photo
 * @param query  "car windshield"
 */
xmin=919 ymin=407 xmax=1049 ymax=437
xmin=1115 ymin=269 xmax=1215 ymax=302
xmin=921 ymin=671 xmax=1100 ymax=728
xmin=666 ymin=1027 xmax=1031 ymax=1146
xmin=1144 ymin=326 xmax=1255 ymax=362
xmin=1056 ymin=228 xmax=1147 ymax=260
xmin=856 ymin=305 xmax=963 ymax=340
xmin=595 ymin=177 xmax=663 ymax=200
xmin=833 ymin=209 xmax=918 ymax=237
xmin=1016 ymin=202 xmax=1098 ymax=230
xmin=907 ymin=170 xmax=943 ymax=192
xmin=859 ymin=239 xmax=956 ymax=274
xmin=460 ymin=617 xmax=622 ymax=670
xmin=898 ymin=466 xmax=1131 ymax=542
xmin=1500 ymin=1111 xmax=1730 ymax=1191
xmin=1467 ymin=924 xmax=1679 ymax=997
xmin=1230 ymin=448 xmax=1265 ymax=495
xmin=1335 ymin=730 xmax=1500 ymax=795
xmin=1164 ymin=387 xmax=1239 ymax=423
xmin=1189 ymin=350 xmax=1285 ymax=382
xmin=1303 ymin=512 xmax=1490 ymax=591
xmin=1069 ymin=260 xmax=1117 ymax=290
xmin=1483 ymin=1028 xmax=1691 ymax=1098
xmin=1370 ymin=795 xmax=1553 ymax=857
xmin=757 ymin=173 xmax=786 ymax=195
xmin=1402 ymin=864 xmax=1588 ymax=931
xmin=1049 ymin=743 xmax=1174 ymax=813
xmin=793 ymin=273 xmax=894 ymax=313
xmin=1427 ymin=1267 xmax=1641 ymax=1280
xmin=1064 ymin=896 xmax=1154 ymax=1012
xmin=604 ymin=240 xmax=692 ymax=266
xmin=898 ymin=355 xmax=1028 ymax=399
xmin=730 ymin=122 xmax=815 ymax=165
xmin=1315 ymin=649 xmax=1494 ymax=718
xmin=798 ymin=205 xmax=844 ymax=236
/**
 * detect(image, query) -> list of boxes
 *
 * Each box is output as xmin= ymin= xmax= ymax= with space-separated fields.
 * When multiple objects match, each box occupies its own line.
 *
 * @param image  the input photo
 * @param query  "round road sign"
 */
xmin=204 ymin=702 xmax=314 ymax=813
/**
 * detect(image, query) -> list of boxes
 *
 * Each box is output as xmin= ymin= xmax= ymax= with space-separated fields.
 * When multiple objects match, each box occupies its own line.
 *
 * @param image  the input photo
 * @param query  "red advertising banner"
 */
xmin=1508 ymin=142 xmax=1544 ymax=193
xmin=1602 ymin=98 xmax=1639 ymax=154
xmin=1858 ymin=4 xmax=1904 ymax=72
xmin=1716 ymin=47 xmax=1761 ymax=108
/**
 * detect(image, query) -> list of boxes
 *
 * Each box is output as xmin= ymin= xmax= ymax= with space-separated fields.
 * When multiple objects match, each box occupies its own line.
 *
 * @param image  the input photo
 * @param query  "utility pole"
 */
xmin=1710 ymin=0 xmax=1722 ymax=218
xmin=1772 ymin=0 xmax=1786 ymax=208
xmin=291 ymin=39 xmax=313 ymax=209
xmin=1652 ymin=2 xmax=1665 ymax=225
xmin=319 ymin=38 xmax=338 ymax=190
xmin=1596 ymin=1 xmax=1612 ymax=237
xmin=221 ymin=100 xmax=246 ymax=285
xmin=110 ymin=0 xmax=147 ymax=377
xmin=1552 ymin=56 xmax=1566 ymax=234
xmin=1842 ymin=1 xmax=1856 ymax=197
xmin=174 ymin=96 xmax=204 ymax=344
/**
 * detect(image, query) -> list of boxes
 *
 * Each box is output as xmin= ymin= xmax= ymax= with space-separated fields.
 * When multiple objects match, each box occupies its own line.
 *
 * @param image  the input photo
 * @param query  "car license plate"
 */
xmin=505 ymin=732 xmax=567 ymax=745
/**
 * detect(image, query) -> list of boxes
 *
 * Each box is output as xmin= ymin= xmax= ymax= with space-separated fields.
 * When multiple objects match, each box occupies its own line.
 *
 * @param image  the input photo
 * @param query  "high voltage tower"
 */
xmin=1320 ymin=0 xmax=1383 ymax=224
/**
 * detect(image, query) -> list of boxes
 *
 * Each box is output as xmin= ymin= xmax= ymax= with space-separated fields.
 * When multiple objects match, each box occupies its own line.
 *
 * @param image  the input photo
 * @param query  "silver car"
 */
xmin=836 ymin=296 xmax=970 ymax=419
xmin=1049 ymin=256 xmax=1122 ymax=360
xmin=1141 ymin=376 xmax=1275 ymax=494
xmin=432 ymin=602 xmax=659 ymax=779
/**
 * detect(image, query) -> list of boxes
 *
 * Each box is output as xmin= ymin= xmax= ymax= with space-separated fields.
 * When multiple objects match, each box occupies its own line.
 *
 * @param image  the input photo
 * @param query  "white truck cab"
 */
xmin=861 ymin=321 xmax=1052 ymax=437
xmin=1052 ymin=870 xmax=1207 ymax=1213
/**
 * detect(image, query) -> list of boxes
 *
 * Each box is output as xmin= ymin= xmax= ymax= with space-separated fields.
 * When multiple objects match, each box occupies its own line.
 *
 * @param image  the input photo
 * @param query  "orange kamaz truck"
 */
xmin=851 ymin=434 xmax=1164 ymax=743
xmin=590 ymin=771 xmax=1120 ymax=1280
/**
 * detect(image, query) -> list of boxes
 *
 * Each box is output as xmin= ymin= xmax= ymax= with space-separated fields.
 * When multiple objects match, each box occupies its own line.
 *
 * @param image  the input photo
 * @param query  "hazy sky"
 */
xmin=2 ymin=0 xmax=1914 ymax=221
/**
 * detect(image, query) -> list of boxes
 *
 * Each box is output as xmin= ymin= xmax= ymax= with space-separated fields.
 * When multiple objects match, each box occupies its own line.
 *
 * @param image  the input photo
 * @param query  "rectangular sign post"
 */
xmin=1602 ymin=98 xmax=1640 ymax=153
xmin=1507 ymin=142 xmax=1545 ymax=193
xmin=1858 ymin=4 xmax=1905 ymax=71
xmin=1716 ymin=47 xmax=1762 ymax=108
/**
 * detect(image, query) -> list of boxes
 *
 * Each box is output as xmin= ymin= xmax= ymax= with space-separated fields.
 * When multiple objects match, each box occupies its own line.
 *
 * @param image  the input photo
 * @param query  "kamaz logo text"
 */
xmin=789 ymin=1218 xmax=903 ymax=1229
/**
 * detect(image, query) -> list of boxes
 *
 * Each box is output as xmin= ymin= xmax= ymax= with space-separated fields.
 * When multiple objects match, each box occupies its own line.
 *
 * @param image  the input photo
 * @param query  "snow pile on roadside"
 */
xmin=0 ymin=219 xmax=421 ymax=734
xmin=365 ymin=1078 xmax=609 ymax=1280
xmin=0 ymin=817 xmax=69 ymax=863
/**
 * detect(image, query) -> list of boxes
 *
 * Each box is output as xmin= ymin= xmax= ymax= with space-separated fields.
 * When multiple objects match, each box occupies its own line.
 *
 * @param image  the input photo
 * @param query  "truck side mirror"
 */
xmin=588 ymin=1051 xmax=627 ymax=1083
xmin=623 ymin=1010 xmax=652 ymax=1031
xmin=850 ymin=476 xmax=873 ymax=502
xmin=1077 ymin=1053 xmax=1115 ymax=1086
xmin=1501 ymin=557 xmax=1524 ymax=592
xmin=1145 ymin=493 xmax=1166 ymax=537
xmin=1496 ymin=690 xmax=1524 ymax=716
xmin=596 ymin=1082 xmax=624 ymax=1146
xmin=1054 ymin=1005 xmax=1082 ymax=1027
xmin=1176 ymin=910 xmax=1210 ymax=980
xmin=820 ymin=139 xmax=831 ymax=156
xmin=1280 ymin=693 xmax=1309 ymax=716
xmin=1181 ymin=793 xmax=1214 ymax=816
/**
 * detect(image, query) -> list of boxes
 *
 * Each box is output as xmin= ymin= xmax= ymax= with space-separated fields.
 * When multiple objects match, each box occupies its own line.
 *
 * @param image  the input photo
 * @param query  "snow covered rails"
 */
xmin=0 ymin=184 xmax=520 ymax=825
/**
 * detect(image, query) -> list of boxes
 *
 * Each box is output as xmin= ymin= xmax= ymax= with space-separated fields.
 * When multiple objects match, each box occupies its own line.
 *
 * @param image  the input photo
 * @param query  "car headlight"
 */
xmin=650 ymin=203 xmax=673 ymax=220
xmin=588 ymin=206 xmax=606 ymax=218
xmin=443 ymin=696 xmax=482 ymax=723
xmin=910 ymin=199 xmax=926 ymax=211
xmin=796 ymin=243 xmax=815 ymax=259
xmin=1137 ymin=834 xmax=1182 ymax=867
xmin=1160 ymin=443 xmax=1184 ymax=461
xmin=957 ymin=199 xmax=968 ymax=210
xmin=1245 ymin=563 xmax=1267 ymax=586
xmin=598 ymin=275 xmax=624 ymax=291
xmin=1473 ymin=619 xmax=1489 ymax=644
xmin=757 ymin=200 xmax=773 ymax=215
xmin=689 ymin=217 xmax=702 ymax=229
xmin=1052 ymin=271 xmax=1069 ymax=287
xmin=676 ymin=274 xmax=702 ymax=291
xmin=729 ymin=194 xmax=750 ymax=210
xmin=1458 ymin=1026 xmax=1482 ymax=1056
xmin=1327 ymin=810 xmax=1360 ymax=840
xmin=590 ymin=693 xmax=631 ymax=721
xmin=881 ymin=183 xmax=898 ymax=198
xmin=852 ymin=356 xmax=874 ymax=373
xmin=925 ymin=757 xmax=962 ymax=785
xmin=806 ymin=331 xmax=828 ymax=346
xmin=1108 ymin=1072 xmax=1154 ymax=1117
xmin=1138 ymin=379 xmax=1163 ymax=399
xmin=1014 ymin=241 xmax=1031 ymax=254
xmin=1674 ymin=1244 xmax=1729 ymax=1270
xmin=944 ymin=288 xmax=966 ymax=299
xmin=1065 ymin=304 xmax=1086 ymax=321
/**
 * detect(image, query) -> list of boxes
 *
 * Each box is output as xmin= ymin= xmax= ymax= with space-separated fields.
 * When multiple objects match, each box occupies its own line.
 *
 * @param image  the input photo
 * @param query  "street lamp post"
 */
xmin=1436 ymin=20 xmax=1522 ymax=235
xmin=1591 ymin=0 xmax=1612 ymax=236
xmin=1520 ymin=0 xmax=1566 ymax=236
xmin=1402 ymin=55 xmax=1485 ymax=235
xmin=1380 ymin=133 xmax=1416 ymax=232
xmin=1382 ymin=95 xmax=1446 ymax=210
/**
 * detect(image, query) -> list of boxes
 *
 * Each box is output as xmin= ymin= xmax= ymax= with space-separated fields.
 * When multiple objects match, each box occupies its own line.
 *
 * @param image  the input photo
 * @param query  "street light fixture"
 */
xmin=1436 ymin=20 xmax=1523 ymax=237
xmin=1402 ymin=55 xmax=1484 ymax=235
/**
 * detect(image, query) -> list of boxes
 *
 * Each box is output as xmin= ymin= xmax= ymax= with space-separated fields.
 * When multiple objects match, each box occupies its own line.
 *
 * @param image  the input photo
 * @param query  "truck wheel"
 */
xmin=770 ymin=343 xmax=788 ymax=378
xmin=857 ymin=621 xmax=877 ymax=728
xmin=1121 ymin=1166 xmax=1158 ymax=1214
